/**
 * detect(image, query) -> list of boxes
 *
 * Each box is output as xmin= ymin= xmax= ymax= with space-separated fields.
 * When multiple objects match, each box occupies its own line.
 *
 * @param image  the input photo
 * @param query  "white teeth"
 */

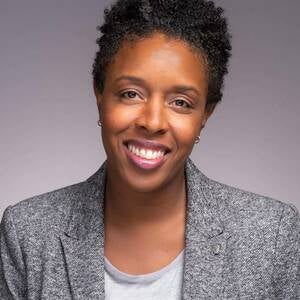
xmin=146 ymin=149 xmax=153 ymax=159
xmin=140 ymin=149 xmax=146 ymax=156
xmin=127 ymin=144 xmax=165 ymax=160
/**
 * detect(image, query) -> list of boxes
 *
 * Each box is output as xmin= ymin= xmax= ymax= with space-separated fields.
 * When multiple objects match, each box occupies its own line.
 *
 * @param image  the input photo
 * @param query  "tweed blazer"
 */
xmin=0 ymin=158 xmax=299 ymax=299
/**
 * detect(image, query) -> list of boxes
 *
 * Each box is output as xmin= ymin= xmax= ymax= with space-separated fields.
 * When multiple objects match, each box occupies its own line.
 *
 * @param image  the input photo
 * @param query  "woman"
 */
xmin=1 ymin=0 xmax=299 ymax=299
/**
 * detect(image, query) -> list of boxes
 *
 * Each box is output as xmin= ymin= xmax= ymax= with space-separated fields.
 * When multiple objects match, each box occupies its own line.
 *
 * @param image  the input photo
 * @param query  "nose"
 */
xmin=135 ymin=96 xmax=168 ymax=135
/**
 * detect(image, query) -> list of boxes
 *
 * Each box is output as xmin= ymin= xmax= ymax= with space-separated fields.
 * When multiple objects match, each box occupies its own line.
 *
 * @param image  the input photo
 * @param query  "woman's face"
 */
xmin=95 ymin=32 xmax=213 ymax=193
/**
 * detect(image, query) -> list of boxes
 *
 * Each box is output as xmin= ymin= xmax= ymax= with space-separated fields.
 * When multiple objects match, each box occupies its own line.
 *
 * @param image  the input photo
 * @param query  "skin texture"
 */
xmin=95 ymin=32 xmax=214 ymax=274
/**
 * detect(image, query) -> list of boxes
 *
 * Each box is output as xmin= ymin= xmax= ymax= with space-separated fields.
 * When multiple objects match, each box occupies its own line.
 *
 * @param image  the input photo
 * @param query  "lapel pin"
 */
xmin=212 ymin=243 xmax=221 ymax=255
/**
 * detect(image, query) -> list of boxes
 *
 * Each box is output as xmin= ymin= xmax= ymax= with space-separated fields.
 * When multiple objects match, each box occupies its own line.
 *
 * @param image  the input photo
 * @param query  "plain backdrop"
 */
xmin=0 ymin=0 xmax=299 ymax=218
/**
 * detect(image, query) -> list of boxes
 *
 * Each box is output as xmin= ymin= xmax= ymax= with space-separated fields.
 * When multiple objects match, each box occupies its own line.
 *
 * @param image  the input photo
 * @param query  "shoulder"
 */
xmin=187 ymin=157 xmax=298 ymax=224
xmin=208 ymin=176 xmax=299 ymax=224
xmin=202 ymin=175 xmax=300 ymax=253
xmin=1 ymin=162 xmax=106 ymax=246
xmin=1 ymin=180 xmax=87 ymax=240
xmin=0 ymin=160 xmax=107 ymax=243
xmin=186 ymin=158 xmax=299 ymax=233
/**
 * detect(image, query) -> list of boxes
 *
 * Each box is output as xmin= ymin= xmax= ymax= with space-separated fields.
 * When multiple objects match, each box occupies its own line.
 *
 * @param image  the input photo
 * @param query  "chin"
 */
xmin=123 ymin=171 xmax=170 ymax=194
xmin=126 ymin=177 xmax=166 ymax=193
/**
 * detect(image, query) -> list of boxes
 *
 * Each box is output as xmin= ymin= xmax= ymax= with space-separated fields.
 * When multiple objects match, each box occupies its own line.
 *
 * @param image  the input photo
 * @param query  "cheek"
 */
xmin=169 ymin=115 xmax=201 ymax=146
xmin=102 ymin=104 xmax=136 ymax=133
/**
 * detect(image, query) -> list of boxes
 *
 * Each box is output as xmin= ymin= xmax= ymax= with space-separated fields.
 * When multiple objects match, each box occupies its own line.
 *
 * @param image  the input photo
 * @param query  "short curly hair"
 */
xmin=92 ymin=0 xmax=232 ymax=110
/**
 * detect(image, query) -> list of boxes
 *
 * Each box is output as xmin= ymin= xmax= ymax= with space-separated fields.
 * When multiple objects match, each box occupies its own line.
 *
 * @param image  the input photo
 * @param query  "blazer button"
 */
xmin=212 ymin=243 xmax=221 ymax=255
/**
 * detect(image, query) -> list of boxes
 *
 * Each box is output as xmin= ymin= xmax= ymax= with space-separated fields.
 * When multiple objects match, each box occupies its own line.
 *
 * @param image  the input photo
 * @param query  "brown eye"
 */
xmin=173 ymin=99 xmax=191 ymax=108
xmin=121 ymin=90 xmax=139 ymax=99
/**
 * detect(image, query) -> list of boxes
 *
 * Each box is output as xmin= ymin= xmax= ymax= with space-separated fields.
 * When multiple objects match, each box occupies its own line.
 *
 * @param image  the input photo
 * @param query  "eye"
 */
xmin=172 ymin=99 xmax=192 ymax=109
xmin=120 ymin=90 xmax=140 ymax=99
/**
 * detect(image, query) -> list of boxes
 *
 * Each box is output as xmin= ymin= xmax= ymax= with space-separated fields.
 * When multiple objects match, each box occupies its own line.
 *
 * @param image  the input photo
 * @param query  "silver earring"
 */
xmin=195 ymin=136 xmax=200 ymax=144
xmin=97 ymin=120 xmax=102 ymax=127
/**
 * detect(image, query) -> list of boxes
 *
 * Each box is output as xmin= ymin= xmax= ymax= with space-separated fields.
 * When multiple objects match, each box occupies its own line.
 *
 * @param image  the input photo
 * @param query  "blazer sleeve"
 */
xmin=273 ymin=203 xmax=300 ymax=299
xmin=0 ymin=206 xmax=27 ymax=299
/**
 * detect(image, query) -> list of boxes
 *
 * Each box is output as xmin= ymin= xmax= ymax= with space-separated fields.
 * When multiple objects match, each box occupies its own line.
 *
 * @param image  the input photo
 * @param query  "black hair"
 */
xmin=92 ymin=0 xmax=232 ymax=110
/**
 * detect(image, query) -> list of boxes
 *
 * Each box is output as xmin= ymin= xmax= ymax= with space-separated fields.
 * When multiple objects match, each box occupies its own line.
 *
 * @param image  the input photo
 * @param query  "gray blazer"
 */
xmin=1 ymin=158 xmax=299 ymax=299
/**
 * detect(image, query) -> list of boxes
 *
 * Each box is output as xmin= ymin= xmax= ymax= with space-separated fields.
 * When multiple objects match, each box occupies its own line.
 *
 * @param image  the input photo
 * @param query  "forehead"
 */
xmin=105 ymin=32 xmax=208 ymax=90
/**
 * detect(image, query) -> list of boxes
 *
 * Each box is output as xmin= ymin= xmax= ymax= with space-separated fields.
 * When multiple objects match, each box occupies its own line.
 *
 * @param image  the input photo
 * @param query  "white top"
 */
xmin=104 ymin=250 xmax=185 ymax=300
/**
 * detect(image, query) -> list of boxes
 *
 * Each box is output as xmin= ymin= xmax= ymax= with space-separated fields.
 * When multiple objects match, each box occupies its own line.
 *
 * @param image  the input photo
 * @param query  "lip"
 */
xmin=123 ymin=139 xmax=171 ymax=171
xmin=123 ymin=139 xmax=171 ymax=153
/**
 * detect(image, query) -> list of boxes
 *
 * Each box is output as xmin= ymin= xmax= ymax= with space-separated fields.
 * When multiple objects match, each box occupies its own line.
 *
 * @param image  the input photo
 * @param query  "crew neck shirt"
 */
xmin=104 ymin=249 xmax=185 ymax=299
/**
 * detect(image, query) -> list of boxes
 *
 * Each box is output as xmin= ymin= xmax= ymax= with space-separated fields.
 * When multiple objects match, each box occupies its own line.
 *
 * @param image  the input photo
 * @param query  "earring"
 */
xmin=195 ymin=136 xmax=200 ymax=144
xmin=97 ymin=120 xmax=102 ymax=127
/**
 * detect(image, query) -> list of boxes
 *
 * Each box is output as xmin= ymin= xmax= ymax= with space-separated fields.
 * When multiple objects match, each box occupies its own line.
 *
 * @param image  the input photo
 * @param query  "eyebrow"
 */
xmin=115 ymin=75 xmax=202 ymax=98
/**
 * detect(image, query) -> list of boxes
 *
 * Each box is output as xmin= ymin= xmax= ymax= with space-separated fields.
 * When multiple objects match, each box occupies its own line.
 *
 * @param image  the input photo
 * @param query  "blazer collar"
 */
xmin=60 ymin=158 xmax=231 ymax=299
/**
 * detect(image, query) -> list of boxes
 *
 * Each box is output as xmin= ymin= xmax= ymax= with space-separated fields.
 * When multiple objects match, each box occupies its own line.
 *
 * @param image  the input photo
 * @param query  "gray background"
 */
xmin=1 ymin=0 xmax=299 ymax=218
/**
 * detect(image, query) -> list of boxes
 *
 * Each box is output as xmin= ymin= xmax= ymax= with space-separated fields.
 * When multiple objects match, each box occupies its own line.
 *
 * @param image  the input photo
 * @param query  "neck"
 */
xmin=104 ymin=167 xmax=187 ymax=231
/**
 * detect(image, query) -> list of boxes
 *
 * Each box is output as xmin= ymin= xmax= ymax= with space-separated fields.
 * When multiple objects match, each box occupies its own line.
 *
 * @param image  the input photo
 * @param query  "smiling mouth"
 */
xmin=125 ymin=143 xmax=166 ymax=159
xmin=123 ymin=141 xmax=171 ymax=170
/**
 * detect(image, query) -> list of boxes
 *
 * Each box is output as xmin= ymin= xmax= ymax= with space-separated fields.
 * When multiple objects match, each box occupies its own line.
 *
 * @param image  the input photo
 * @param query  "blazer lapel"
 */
xmin=59 ymin=162 xmax=107 ymax=299
xmin=182 ymin=158 xmax=231 ymax=299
